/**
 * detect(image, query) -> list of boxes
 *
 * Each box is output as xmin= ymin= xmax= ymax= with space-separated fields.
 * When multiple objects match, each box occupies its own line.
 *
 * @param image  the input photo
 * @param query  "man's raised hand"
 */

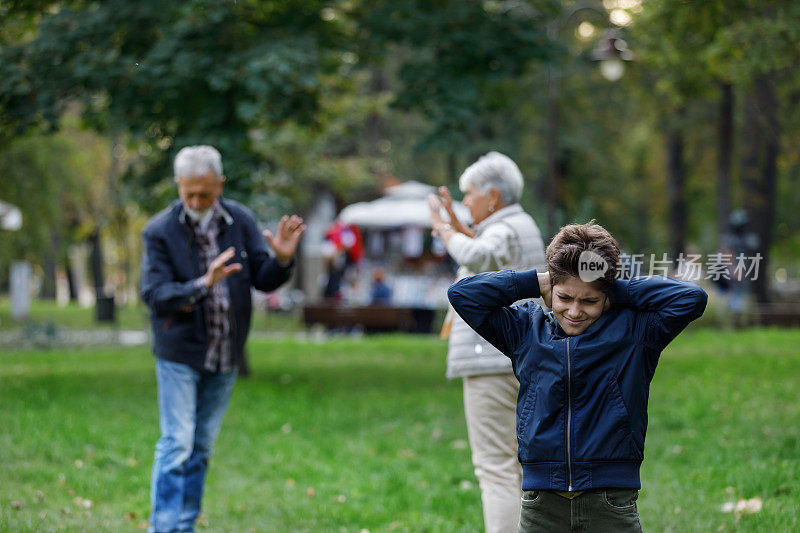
xmin=203 ymin=247 xmax=243 ymax=288
xmin=263 ymin=214 xmax=306 ymax=264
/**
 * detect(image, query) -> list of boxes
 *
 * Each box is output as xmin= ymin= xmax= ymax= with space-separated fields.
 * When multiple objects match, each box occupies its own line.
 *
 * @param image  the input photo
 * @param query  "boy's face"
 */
xmin=551 ymin=275 xmax=608 ymax=336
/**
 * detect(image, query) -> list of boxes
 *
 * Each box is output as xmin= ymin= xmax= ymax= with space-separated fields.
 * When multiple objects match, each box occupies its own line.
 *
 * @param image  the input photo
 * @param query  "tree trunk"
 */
xmin=666 ymin=110 xmax=687 ymax=264
xmin=65 ymin=254 xmax=78 ymax=302
xmin=741 ymin=76 xmax=778 ymax=303
xmin=41 ymin=231 xmax=59 ymax=300
xmin=633 ymin=150 xmax=649 ymax=253
xmin=89 ymin=230 xmax=106 ymax=299
xmin=716 ymin=82 xmax=733 ymax=241
xmin=741 ymin=74 xmax=779 ymax=303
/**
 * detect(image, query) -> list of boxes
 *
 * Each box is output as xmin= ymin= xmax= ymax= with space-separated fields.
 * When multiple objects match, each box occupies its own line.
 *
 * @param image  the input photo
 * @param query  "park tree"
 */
xmin=0 ymin=0 xmax=353 ymax=302
xmin=0 ymin=0 xmax=350 ymax=208
xmin=634 ymin=0 xmax=800 ymax=301
xmin=704 ymin=0 xmax=800 ymax=302
xmin=353 ymin=0 xmax=559 ymax=183
xmin=630 ymin=0 xmax=733 ymax=262
xmin=2 ymin=0 xmax=799 ymax=308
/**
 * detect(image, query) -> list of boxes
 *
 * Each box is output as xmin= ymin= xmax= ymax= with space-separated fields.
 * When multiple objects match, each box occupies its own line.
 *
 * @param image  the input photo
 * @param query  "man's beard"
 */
xmin=185 ymin=206 xmax=210 ymax=221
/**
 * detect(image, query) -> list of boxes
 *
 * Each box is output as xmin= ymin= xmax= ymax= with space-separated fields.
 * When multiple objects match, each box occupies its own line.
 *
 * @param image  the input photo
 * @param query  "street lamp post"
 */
xmin=591 ymin=29 xmax=634 ymax=81
xmin=542 ymin=4 xmax=632 ymax=237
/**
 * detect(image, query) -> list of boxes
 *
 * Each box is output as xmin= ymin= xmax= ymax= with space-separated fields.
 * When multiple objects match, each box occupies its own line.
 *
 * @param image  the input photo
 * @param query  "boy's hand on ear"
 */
xmin=538 ymin=271 xmax=552 ymax=308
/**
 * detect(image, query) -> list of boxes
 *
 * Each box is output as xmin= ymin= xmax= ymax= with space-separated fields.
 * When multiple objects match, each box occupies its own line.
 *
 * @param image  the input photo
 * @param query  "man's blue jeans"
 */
xmin=149 ymin=358 xmax=238 ymax=533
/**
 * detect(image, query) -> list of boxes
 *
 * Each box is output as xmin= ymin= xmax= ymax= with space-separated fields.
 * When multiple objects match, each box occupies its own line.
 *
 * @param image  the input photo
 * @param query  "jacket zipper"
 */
xmin=566 ymin=337 xmax=573 ymax=491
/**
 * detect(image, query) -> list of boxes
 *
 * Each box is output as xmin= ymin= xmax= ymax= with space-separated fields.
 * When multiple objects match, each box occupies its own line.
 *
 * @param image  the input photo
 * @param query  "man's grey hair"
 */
xmin=458 ymin=151 xmax=524 ymax=205
xmin=173 ymin=145 xmax=224 ymax=181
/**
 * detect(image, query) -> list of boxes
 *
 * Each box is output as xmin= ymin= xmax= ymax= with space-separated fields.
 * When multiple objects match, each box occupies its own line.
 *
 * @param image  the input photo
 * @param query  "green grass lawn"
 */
xmin=1 ymin=329 xmax=799 ymax=532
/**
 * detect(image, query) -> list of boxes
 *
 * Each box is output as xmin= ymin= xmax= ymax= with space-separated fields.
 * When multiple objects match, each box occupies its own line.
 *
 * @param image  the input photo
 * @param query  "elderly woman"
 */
xmin=430 ymin=152 xmax=546 ymax=533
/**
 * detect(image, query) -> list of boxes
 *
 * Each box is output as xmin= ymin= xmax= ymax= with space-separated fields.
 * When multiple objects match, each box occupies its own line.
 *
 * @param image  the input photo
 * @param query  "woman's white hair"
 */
xmin=458 ymin=151 xmax=524 ymax=205
xmin=173 ymin=145 xmax=223 ymax=181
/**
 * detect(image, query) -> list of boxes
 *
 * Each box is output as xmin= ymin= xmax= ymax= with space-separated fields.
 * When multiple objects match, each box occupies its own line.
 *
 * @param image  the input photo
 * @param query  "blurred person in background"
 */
xmin=429 ymin=152 xmax=546 ymax=533
xmin=140 ymin=145 xmax=305 ymax=533
xmin=370 ymin=266 xmax=393 ymax=305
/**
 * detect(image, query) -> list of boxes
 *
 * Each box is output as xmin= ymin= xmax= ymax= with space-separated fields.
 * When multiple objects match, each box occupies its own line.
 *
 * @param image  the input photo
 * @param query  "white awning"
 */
xmin=338 ymin=181 xmax=471 ymax=229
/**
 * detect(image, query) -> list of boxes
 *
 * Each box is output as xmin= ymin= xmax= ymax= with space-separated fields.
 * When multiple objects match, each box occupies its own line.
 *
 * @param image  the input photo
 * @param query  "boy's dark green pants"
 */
xmin=517 ymin=489 xmax=643 ymax=532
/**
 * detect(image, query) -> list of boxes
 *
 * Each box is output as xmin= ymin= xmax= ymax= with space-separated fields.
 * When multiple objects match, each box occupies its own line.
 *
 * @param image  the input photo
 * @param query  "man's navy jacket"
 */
xmin=448 ymin=269 xmax=707 ymax=491
xmin=141 ymin=198 xmax=292 ymax=371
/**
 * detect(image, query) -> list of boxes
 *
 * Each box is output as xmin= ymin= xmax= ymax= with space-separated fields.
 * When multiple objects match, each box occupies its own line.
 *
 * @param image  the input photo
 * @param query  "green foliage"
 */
xmin=0 ymin=128 xmax=108 ymax=265
xmin=355 ymin=0 xmax=559 ymax=154
xmin=0 ymin=0 xmax=350 ymax=207
xmin=2 ymin=0 xmax=800 ymax=285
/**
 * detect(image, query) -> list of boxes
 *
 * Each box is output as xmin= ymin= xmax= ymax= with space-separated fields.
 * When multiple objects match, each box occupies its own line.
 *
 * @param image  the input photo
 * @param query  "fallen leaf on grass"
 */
xmin=73 ymin=497 xmax=93 ymax=509
xmin=398 ymin=448 xmax=417 ymax=459
xmin=124 ymin=512 xmax=136 ymax=520
xmin=11 ymin=499 xmax=25 ymax=510
xmin=720 ymin=496 xmax=762 ymax=515
xmin=36 ymin=490 xmax=45 ymax=502
xmin=459 ymin=480 xmax=474 ymax=491
xmin=306 ymin=487 xmax=316 ymax=498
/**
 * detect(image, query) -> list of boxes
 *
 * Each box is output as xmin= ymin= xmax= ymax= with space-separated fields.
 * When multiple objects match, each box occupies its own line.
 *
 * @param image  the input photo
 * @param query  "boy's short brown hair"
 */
xmin=546 ymin=221 xmax=620 ymax=294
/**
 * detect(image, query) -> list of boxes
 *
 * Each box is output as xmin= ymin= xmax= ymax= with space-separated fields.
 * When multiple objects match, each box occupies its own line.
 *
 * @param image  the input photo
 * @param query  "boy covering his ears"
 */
xmin=448 ymin=222 xmax=707 ymax=531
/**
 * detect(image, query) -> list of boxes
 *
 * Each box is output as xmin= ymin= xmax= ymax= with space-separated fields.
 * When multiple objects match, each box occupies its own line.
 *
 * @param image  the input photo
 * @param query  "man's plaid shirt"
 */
xmin=188 ymin=202 xmax=234 ymax=373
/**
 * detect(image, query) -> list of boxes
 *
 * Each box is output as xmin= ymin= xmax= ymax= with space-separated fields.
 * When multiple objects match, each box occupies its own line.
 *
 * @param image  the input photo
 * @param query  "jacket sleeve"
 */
xmin=241 ymin=209 xmax=293 ymax=293
xmin=447 ymin=269 xmax=540 ymax=359
xmin=610 ymin=275 xmax=708 ymax=351
xmin=446 ymin=225 xmax=513 ymax=273
xmin=140 ymin=229 xmax=208 ymax=316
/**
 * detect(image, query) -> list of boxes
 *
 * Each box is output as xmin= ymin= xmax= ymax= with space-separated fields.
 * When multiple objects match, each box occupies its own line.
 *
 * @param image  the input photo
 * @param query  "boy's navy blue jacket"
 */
xmin=448 ymin=269 xmax=707 ymax=491
xmin=140 ymin=198 xmax=292 ymax=371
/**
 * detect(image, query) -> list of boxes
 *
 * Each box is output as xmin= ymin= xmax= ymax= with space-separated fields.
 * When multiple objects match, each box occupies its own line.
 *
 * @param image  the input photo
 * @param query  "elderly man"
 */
xmin=140 ymin=145 xmax=305 ymax=532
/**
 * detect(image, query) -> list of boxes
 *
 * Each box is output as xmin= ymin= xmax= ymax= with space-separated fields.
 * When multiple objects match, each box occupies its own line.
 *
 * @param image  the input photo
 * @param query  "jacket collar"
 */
xmin=177 ymin=198 xmax=233 ymax=227
xmin=474 ymin=203 xmax=524 ymax=233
